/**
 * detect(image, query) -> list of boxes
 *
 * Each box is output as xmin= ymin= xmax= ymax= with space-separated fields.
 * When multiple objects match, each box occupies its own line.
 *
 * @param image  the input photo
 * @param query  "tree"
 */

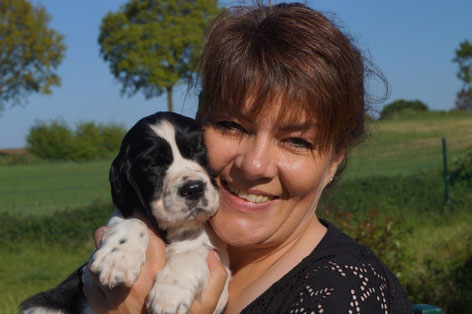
xmin=455 ymin=87 xmax=472 ymax=111
xmin=380 ymin=99 xmax=428 ymax=120
xmin=0 ymin=0 xmax=66 ymax=113
xmin=98 ymin=0 xmax=218 ymax=112
xmin=453 ymin=40 xmax=472 ymax=111
xmin=453 ymin=40 xmax=472 ymax=85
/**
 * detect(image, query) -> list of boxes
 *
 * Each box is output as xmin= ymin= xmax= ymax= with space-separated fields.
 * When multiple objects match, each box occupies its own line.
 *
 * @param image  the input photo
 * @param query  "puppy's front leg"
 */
xmin=88 ymin=217 xmax=150 ymax=289
xmin=146 ymin=247 xmax=210 ymax=314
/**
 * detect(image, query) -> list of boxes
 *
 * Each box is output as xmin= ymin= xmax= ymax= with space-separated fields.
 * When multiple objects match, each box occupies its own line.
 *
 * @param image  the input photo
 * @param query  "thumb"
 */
xmin=189 ymin=250 xmax=229 ymax=314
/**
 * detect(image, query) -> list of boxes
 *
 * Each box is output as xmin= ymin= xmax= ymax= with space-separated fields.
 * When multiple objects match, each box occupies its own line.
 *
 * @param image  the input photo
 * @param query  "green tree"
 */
xmin=380 ymin=99 xmax=428 ymax=120
xmin=98 ymin=0 xmax=218 ymax=112
xmin=453 ymin=40 xmax=472 ymax=85
xmin=453 ymin=40 xmax=472 ymax=111
xmin=0 ymin=0 xmax=66 ymax=113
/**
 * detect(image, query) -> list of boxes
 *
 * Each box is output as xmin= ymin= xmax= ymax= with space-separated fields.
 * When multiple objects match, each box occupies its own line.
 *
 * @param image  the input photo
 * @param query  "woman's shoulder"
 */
xmin=242 ymin=219 xmax=413 ymax=314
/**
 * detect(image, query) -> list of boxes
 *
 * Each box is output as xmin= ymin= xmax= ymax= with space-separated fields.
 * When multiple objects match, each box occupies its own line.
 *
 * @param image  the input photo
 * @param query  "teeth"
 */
xmin=226 ymin=183 xmax=273 ymax=203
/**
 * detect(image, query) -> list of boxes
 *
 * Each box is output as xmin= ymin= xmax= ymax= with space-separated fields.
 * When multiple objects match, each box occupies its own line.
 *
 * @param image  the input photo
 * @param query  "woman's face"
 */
xmin=203 ymin=102 xmax=341 ymax=249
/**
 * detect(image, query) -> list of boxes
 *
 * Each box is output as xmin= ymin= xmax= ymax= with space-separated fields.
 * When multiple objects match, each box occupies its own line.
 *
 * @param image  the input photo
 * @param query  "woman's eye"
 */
xmin=215 ymin=120 xmax=246 ymax=133
xmin=285 ymin=138 xmax=314 ymax=150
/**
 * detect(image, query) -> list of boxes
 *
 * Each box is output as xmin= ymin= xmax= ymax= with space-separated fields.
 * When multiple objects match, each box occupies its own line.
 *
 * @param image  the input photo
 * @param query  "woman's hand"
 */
xmin=83 ymin=214 xmax=229 ymax=314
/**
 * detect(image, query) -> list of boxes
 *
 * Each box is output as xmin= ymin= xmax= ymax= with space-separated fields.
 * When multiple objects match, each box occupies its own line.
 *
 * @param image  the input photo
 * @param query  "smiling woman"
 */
xmin=83 ymin=2 xmax=413 ymax=313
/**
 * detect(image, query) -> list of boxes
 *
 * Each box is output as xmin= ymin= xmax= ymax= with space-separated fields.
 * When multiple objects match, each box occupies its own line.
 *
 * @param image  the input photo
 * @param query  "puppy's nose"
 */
xmin=178 ymin=180 xmax=205 ymax=200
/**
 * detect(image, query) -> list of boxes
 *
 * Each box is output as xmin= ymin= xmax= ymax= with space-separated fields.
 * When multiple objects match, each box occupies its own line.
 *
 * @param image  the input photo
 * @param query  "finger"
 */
xmin=94 ymin=226 xmax=110 ymax=249
xmin=189 ymin=250 xmax=229 ymax=314
xmin=83 ymin=265 xmax=108 ymax=314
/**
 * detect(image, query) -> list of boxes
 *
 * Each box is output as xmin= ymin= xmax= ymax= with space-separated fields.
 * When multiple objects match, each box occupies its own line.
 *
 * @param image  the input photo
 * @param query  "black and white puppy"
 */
xmin=21 ymin=112 xmax=229 ymax=314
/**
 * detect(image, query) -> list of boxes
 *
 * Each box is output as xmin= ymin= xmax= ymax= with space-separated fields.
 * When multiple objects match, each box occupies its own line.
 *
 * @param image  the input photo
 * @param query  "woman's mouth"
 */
xmin=224 ymin=181 xmax=276 ymax=204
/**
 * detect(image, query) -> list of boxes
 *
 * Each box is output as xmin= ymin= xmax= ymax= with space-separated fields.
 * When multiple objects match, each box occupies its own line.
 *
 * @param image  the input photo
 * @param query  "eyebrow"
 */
xmin=277 ymin=122 xmax=318 ymax=132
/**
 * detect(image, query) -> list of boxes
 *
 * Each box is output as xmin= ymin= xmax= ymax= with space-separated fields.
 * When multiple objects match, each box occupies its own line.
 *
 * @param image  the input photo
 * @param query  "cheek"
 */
xmin=281 ymin=157 xmax=332 ymax=201
xmin=203 ymin=129 xmax=237 ymax=174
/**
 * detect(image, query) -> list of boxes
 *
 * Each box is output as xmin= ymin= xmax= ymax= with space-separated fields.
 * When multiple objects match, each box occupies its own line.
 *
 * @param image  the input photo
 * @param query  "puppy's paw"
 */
xmin=147 ymin=282 xmax=194 ymax=314
xmin=89 ymin=218 xmax=149 ymax=288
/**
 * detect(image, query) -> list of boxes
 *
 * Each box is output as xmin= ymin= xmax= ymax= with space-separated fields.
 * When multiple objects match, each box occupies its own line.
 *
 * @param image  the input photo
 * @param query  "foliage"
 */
xmin=455 ymin=86 xmax=472 ymax=111
xmin=453 ymin=39 xmax=472 ymax=85
xmin=26 ymin=119 xmax=74 ymax=159
xmin=453 ymin=40 xmax=472 ymax=111
xmin=73 ymin=122 xmax=103 ymax=161
xmin=98 ymin=0 xmax=219 ymax=111
xmin=380 ymin=99 xmax=428 ymax=120
xmin=0 ymin=199 xmax=112 ymax=250
xmin=26 ymin=119 xmax=126 ymax=161
xmin=451 ymin=144 xmax=472 ymax=185
xmin=0 ymin=0 xmax=66 ymax=113
xmin=401 ymin=221 xmax=472 ymax=313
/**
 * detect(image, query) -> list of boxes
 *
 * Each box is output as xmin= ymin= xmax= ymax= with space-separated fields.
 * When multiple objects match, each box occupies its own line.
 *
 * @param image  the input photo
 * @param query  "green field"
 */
xmin=347 ymin=111 xmax=472 ymax=179
xmin=0 ymin=159 xmax=112 ymax=216
xmin=1 ymin=111 xmax=471 ymax=313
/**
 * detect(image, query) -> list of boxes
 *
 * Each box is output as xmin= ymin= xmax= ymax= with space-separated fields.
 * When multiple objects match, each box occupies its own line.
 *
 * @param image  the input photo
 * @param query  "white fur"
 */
xmin=87 ymin=214 xmax=149 ymax=288
xmin=149 ymin=121 xmax=220 ymax=230
xmin=147 ymin=229 xmax=229 ymax=314
xmin=22 ymin=308 xmax=66 ymax=314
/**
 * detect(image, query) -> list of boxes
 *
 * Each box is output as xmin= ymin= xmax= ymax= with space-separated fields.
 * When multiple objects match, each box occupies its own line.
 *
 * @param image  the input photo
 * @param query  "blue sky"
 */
xmin=1 ymin=0 xmax=471 ymax=149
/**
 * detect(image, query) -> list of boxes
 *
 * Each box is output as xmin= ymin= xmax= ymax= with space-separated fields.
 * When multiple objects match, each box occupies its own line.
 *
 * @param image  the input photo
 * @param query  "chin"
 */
xmin=210 ymin=211 xmax=275 ymax=248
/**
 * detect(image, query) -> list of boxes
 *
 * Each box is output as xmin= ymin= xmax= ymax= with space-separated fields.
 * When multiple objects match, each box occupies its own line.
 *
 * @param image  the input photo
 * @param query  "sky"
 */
xmin=1 ymin=0 xmax=471 ymax=149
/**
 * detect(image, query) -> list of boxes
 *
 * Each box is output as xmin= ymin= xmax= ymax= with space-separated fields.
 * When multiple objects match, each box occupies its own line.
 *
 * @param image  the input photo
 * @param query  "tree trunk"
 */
xmin=166 ymin=86 xmax=173 ymax=112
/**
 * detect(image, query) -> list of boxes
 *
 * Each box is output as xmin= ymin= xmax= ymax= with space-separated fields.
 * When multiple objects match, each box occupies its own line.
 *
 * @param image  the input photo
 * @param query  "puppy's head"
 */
xmin=110 ymin=112 xmax=219 ymax=237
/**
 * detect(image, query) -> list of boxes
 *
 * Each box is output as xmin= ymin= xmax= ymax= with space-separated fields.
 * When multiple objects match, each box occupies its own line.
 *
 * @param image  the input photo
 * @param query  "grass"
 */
xmin=0 ymin=244 xmax=94 ymax=313
xmin=0 ymin=158 xmax=112 ymax=216
xmin=345 ymin=111 xmax=472 ymax=179
xmin=0 ymin=200 xmax=111 ymax=313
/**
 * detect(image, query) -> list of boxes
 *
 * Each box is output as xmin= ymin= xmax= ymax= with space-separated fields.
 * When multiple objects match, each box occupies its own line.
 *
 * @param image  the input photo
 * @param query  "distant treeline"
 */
xmin=26 ymin=119 xmax=127 ymax=161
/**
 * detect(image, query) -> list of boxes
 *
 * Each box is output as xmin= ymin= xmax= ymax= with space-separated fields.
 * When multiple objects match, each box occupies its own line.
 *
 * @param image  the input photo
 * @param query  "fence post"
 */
xmin=442 ymin=137 xmax=450 ymax=203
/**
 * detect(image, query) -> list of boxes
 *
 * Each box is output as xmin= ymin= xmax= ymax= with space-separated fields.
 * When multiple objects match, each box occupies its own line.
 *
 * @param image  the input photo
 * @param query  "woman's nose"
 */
xmin=234 ymin=136 xmax=277 ymax=180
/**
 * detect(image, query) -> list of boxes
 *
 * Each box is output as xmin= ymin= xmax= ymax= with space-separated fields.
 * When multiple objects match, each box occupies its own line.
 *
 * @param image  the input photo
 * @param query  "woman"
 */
xmin=84 ymin=3 xmax=413 ymax=313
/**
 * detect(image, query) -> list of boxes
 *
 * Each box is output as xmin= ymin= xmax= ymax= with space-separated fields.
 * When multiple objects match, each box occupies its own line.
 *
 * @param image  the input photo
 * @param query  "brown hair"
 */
xmin=197 ymin=2 xmax=383 ymax=175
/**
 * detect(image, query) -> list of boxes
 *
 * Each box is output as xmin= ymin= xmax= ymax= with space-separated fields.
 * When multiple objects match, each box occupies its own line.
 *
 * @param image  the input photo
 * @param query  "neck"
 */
xmin=223 ymin=217 xmax=327 ymax=314
xmin=228 ymin=215 xmax=324 ymax=273
xmin=166 ymin=222 xmax=205 ymax=242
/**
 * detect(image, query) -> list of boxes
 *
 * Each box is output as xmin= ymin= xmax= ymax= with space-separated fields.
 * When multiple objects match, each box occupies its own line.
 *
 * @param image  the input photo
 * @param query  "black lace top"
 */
xmin=241 ymin=219 xmax=413 ymax=313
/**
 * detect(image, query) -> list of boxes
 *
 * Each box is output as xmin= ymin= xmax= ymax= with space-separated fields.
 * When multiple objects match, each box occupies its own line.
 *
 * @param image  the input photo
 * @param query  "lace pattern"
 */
xmin=241 ymin=220 xmax=413 ymax=314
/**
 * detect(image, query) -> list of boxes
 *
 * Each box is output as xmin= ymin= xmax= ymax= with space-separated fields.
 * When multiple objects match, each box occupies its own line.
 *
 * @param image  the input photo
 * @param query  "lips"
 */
xmin=224 ymin=181 xmax=276 ymax=204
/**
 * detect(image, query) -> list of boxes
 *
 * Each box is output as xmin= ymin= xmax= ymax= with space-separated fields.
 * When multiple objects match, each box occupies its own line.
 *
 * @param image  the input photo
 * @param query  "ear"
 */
xmin=325 ymin=151 xmax=345 ymax=185
xmin=109 ymin=152 xmax=136 ymax=217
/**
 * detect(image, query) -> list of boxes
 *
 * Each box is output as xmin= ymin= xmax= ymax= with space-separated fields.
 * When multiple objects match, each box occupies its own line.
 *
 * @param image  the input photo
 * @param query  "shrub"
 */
xmin=450 ymin=144 xmax=472 ymax=185
xmin=72 ymin=122 xmax=102 ymax=161
xmin=99 ymin=123 xmax=127 ymax=156
xmin=380 ymin=99 xmax=428 ymax=120
xmin=26 ymin=119 xmax=74 ymax=159
xmin=26 ymin=120 xmax=127 ymax=161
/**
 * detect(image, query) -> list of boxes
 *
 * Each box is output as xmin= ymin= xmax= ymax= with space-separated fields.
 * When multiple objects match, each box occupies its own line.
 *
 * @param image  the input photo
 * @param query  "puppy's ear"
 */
xmin=109 ymin=152 xmax=136 ymax=217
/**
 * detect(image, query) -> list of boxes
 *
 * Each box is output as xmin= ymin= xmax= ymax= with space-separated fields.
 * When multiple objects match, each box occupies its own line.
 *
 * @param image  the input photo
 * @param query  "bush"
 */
xmin=72 ymin=122 xmax=102 ymax=161
xmin=26 ymin=119 xmax=75 ymax=159
xmin=26 ymin=120 xmax=127 ymax=161
xmin=99 ymin=123 xmax=127 ymax=156
xmin=380 ymin=99 xmax=428 ymax=120
xmin=451 ymin=144 xmax=472 ymax=185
